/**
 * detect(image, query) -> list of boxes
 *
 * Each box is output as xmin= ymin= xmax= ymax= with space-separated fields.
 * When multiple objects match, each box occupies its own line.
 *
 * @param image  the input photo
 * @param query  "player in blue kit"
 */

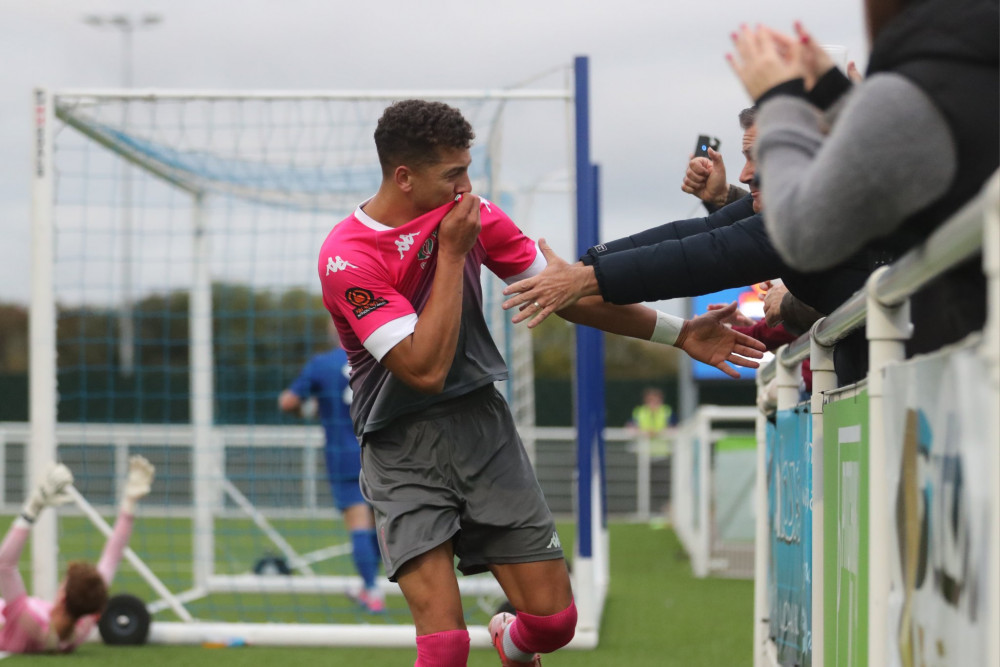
xmin=279 ymin=326 xmax=383 ymax=613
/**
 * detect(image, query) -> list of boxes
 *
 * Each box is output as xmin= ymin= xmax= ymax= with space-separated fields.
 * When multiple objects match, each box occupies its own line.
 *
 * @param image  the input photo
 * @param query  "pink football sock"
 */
xmin=414 ymin=629 xmax=470 ymax=667
xmin=510 ymin=600 xmax=577 ymax=654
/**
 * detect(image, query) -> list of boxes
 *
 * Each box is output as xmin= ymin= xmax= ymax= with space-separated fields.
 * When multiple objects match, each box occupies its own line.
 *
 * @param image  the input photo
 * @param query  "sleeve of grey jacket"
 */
xmin=756 ymin=73 xmax=956 ymax=271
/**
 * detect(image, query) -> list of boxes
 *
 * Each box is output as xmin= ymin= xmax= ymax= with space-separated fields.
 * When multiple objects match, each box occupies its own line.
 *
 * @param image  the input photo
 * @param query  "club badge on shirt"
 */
xmin=417 ymin=230 xmax=438 ymax=269
xmin=345 ymin=287 xmax=389 ymax=319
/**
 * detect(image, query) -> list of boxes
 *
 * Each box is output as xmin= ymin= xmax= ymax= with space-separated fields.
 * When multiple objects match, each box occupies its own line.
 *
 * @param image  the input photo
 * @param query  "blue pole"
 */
xmin=591 ymin=163 xmax=607 ymax=530
xmin=573 ymin=55 xmax=605 ymax=558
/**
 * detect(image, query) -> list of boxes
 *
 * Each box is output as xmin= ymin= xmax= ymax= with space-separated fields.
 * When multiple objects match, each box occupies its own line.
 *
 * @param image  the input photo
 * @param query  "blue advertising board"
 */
xmin=768 ymin=403 xmax=813 ymax=666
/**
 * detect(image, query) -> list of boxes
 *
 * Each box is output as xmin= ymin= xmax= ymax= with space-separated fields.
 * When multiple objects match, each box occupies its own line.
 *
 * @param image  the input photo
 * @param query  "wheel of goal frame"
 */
xmin=253 ymin=555 xmax=292 ymax=575
xmin=99 ymin=593 xmax=151 ymax=645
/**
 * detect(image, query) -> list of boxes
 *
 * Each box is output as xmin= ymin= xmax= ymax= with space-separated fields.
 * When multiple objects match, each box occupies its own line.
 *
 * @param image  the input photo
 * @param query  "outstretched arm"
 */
xmin=503 ymin=239 xmax=601 ymax=323
xmin=559 ymin=300 xmax=766 ymax=379
xmin=0 ymin=519 xmax=30 ymax=605
xmin=503 ymin=224 xmax=780 ymax=326
xmin=67 ymin=459 xmax=155 ymax=649
xmin=97 ymin=455 xmax=155 ymax=584
xmin=501 ymin=241 xmax=765 ymax=377
xmin=1 ymin=464 xmax=74 ymax=607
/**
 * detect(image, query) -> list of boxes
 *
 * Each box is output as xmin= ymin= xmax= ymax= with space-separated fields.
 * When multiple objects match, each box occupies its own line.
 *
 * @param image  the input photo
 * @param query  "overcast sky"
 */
xmin=1 ymin=0 xmax=869 ymax=307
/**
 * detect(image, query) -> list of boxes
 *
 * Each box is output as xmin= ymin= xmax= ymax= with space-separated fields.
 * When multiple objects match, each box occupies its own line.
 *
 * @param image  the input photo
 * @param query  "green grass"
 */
xmin=3 ymin=522 xmax=752 ymax=665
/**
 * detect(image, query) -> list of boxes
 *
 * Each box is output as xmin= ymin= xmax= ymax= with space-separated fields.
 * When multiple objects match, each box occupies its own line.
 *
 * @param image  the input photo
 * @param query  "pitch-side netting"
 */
xmin=28 ymin=62 xmax=609 ymax=648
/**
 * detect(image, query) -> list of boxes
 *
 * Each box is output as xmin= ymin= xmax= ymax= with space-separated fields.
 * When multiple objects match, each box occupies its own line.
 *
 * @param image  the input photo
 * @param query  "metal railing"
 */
xmin=752 ymin=169 xmax=999 ymax=667
xmin=760 ymin=170 xmax=998 ymax=383
xmin=0 ymin=422 xmax=665 ymax=519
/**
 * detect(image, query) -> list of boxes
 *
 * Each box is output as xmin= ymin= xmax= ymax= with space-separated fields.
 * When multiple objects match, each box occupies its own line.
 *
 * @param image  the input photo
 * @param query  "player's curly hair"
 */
xmin=63 ymin=561 xmax=108 ymax=618
xmin=374 ymin=99 xmax=475 ymax=174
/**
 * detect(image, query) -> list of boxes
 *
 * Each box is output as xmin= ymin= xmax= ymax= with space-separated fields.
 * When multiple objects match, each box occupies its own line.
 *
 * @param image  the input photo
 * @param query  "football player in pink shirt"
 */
xmin=319 ymin=99 xmax=764 ymax=666
xmin=0 ymin=456 xmax=154 ymax=654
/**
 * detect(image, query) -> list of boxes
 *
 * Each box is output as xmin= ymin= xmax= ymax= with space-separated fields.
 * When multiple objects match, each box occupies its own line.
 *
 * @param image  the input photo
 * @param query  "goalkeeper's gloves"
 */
xmin=121 ymin=455 xmax=155 ymax=514
xmin=21 ymin=463 xmax=74 ymax=522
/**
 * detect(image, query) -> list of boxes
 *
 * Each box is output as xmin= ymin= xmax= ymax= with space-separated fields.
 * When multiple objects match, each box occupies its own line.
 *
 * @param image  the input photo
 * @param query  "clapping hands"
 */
xmin=727 ymin=21 xmax=840 ymax=100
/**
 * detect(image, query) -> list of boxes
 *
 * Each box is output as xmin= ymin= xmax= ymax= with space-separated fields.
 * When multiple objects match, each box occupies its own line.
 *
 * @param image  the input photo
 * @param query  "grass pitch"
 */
xmin=3 ymin=522 xmax=752 ymax=666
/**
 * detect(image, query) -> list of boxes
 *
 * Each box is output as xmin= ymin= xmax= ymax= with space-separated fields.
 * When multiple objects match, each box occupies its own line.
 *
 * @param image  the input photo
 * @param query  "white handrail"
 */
xmin=760 ymin=169 xmax=1000 ymax=383
xmin=754 ymin=169 xmax=999 ymax=667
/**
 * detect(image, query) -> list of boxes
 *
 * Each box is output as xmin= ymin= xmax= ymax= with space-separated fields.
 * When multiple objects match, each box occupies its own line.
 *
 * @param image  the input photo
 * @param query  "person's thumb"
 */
xmin=707 ymin=147 xmax=724 ymax=167
xmin=713 ymin=301 xmax=738 ymax=319
xmin=538 ymin=237 xmax=558 ymax=261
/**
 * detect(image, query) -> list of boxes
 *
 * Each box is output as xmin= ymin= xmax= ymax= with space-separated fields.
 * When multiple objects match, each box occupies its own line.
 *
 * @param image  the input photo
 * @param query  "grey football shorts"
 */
xmin=359 ymin=384 xmax=564 ymax=581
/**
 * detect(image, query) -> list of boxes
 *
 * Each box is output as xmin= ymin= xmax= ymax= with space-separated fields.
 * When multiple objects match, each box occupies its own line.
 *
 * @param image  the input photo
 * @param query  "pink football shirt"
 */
xmin=318 ymin=197 xmax=544 ymax=436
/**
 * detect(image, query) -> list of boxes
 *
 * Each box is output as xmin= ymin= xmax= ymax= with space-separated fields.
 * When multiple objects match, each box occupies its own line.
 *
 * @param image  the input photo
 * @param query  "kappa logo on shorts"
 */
xmin=547 ymin=531 xmax=561 ymax=549
xmin=345 ymin=287 xmax=389 ymax=320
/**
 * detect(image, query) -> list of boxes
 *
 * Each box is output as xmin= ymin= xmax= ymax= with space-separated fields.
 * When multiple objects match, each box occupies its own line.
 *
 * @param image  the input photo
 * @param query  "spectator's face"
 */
xmin=738 ymin=124 xmax=761 ymax=213
xmin=405 ymin=147 xmax=473 ymax=215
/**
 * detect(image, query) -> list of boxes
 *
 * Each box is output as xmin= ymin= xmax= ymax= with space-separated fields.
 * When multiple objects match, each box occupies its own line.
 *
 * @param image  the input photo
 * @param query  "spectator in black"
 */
xmin=502 ymin=107 xmax=872 ymax=384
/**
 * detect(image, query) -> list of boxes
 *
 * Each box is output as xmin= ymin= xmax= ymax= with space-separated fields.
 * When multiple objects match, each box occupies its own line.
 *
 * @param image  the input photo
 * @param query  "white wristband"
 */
xmin=650 ymin=310 xmax=684 ymax=346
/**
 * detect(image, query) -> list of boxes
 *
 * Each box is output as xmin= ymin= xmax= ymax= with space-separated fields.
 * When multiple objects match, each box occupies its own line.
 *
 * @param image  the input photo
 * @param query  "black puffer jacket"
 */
xmin=580 ymin=196 xmax=869 ymax=316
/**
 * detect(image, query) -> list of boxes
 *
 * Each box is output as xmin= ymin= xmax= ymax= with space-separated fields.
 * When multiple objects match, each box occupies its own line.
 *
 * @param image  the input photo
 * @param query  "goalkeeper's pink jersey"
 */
xmin=0 ymin=512 xmax=134 ymax=653
xmin=319 ymin=197 xmax=544 ymax=437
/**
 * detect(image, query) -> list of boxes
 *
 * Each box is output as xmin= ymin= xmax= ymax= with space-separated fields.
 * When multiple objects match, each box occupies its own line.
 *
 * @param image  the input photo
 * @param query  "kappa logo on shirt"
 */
xmin=345 ymin=287 xmax=389 ymax=320
xmin=396 ymin=231 xmax=421 ymax=260
xmin=326 ymin=255 xmax=358 ymax=275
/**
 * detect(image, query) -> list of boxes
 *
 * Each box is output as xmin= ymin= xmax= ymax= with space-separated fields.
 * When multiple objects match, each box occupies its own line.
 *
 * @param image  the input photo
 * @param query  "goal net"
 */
xmin=28 ymin=63 xmax=608 ymax=648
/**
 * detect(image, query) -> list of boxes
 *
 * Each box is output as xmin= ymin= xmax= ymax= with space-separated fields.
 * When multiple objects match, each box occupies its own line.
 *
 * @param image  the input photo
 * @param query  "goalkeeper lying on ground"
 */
xmin=0 ymin=455 xmax=155 ymax=653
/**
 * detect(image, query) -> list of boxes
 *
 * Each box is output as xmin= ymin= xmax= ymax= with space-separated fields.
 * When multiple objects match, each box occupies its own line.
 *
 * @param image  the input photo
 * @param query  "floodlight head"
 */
xmin=109 ymin=15 xmax=130 ymax=28
xmin=142 ymin=14 xmax=163 ymax=26
xmin=83 ymin=15 xmax=106 ymax=27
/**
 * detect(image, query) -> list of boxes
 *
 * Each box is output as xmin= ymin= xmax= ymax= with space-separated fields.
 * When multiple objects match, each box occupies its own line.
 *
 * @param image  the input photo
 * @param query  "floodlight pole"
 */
xmin=82 ymin=13 xmax=163 ymax=376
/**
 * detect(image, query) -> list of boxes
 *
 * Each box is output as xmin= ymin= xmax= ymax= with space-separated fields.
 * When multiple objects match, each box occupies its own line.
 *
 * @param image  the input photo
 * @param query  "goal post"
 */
xmin=29 ymin=57 xmax=608 ymax=648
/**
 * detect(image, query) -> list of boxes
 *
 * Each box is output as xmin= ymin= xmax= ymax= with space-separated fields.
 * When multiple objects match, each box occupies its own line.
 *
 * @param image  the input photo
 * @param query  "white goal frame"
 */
xmin=30 ymin=59 xmax=609 ymax=649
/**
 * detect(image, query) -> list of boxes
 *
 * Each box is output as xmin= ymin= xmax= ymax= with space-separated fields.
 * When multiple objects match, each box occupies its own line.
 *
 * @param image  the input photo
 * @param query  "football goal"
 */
xmin=28 ymin=56 xmax=609 ymax=648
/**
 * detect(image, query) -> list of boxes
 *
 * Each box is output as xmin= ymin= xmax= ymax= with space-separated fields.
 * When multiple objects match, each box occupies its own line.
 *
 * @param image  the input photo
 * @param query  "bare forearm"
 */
xmin=559 ymin=299 xmax=656 ymax=340
xmin=383 ymin=255 xmax=466 ymax=393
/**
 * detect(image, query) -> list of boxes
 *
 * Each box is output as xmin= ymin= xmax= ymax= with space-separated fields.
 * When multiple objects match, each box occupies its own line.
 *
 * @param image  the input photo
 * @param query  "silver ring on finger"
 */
xmin=533 ymin=301 xmax=542 ymax=309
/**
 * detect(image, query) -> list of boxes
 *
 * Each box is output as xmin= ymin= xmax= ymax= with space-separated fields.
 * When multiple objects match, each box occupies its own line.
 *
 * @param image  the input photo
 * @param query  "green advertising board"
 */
xmin=824 ymin=389 xmax=869 ymax=667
